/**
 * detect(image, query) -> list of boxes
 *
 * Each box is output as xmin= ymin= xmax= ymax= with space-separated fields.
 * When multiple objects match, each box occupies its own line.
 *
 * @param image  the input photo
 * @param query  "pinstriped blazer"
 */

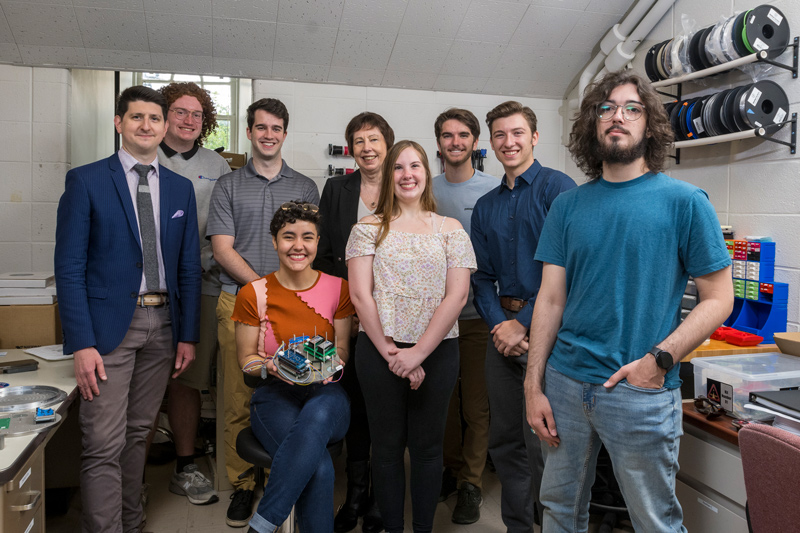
xmin=54 ymin=153 xmax=201 ymax=355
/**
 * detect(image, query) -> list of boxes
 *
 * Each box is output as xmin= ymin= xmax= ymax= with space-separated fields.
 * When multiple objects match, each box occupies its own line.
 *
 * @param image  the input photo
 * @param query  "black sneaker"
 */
xmin=226 ymin=489 xmax=254 ymax=528
xmin=439 ymin=469 xmax=457 ymax=502
xmin=451 ymin=482 xmax=482 ymax=524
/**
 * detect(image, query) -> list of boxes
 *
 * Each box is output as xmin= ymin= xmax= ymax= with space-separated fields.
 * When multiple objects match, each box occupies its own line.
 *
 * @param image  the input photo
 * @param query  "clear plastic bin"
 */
xmin=692 ymin=352 xmax=800 ymax=419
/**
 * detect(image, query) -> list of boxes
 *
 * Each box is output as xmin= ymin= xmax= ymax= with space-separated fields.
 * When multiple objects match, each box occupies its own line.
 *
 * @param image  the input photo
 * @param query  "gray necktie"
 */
xmin=133 ymin=163 xmax=159 ymax=291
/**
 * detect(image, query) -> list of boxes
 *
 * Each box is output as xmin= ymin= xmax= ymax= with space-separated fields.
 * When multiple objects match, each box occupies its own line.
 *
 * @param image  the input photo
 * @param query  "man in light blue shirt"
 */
xmin=432 ymin=108 xmax=498 ymax=525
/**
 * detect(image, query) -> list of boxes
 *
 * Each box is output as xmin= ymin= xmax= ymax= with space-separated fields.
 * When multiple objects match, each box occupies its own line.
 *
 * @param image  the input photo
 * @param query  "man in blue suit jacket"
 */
xmin=55 ymin=86 xmax=201 ymax=533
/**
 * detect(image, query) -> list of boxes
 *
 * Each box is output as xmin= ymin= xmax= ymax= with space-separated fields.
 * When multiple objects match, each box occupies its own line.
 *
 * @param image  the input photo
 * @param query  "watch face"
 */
xmin=656 ymin=351 xmax=673 ymax=370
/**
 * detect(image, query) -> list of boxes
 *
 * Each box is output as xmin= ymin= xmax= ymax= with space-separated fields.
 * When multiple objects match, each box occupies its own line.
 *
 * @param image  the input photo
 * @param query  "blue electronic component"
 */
xmin=275 ymin=348 xmax=310 ymax=377
xmin=35 ymin=407 xmax=55 ymax=423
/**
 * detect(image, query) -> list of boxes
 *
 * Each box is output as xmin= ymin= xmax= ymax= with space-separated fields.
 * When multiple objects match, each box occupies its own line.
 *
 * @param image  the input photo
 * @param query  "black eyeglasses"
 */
xmin=693 ymin=396 xmax=724 ymax=420
xmin=596 ymin=103 xmax=645 ymax=122
xmin=280 ymin=201 xmax=319 ymax=213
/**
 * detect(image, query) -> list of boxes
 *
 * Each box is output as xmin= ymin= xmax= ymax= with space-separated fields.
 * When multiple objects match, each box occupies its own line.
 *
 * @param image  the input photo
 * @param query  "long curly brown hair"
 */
xmin=568 ymin=71 xmax=673 ymax=180
xmin=160 ymin=82 xmax=220 ymax=146
xmin=373 ymin=140 xmax=437 ymax=248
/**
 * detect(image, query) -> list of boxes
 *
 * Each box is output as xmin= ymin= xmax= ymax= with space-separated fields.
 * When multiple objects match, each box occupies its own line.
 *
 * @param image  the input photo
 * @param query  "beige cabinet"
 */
xmin=1 ymin=444 xmax=45 ymax=533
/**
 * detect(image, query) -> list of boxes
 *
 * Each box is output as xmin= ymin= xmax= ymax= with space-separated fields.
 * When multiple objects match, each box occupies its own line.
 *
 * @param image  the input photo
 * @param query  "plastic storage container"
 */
xmin=692 ymin=352 xmax=800 ymax=419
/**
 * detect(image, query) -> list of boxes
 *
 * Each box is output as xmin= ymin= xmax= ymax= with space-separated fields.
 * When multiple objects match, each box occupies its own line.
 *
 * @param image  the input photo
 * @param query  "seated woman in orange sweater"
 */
xmin=232 ymin=201 xmax=354 ymax=533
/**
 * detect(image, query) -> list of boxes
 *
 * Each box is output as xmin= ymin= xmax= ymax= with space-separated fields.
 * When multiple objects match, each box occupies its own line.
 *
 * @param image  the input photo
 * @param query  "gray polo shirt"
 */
xmin=206 ymin=158 xmax=320 ymax=288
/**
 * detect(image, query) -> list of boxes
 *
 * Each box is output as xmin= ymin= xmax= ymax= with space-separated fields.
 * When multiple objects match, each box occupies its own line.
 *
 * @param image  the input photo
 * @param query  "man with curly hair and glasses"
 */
xmin=524 ymin=70 xmax=733 ymax=533
xmin=152 ymin=81 xmax=231 ymax=506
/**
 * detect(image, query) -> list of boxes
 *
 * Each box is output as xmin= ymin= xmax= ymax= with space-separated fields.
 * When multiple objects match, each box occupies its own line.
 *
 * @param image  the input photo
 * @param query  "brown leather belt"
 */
xmin=137 ymin=293 xmax=168 ymax=307
xmin=500 ymin=296 xmax=527 ymax=313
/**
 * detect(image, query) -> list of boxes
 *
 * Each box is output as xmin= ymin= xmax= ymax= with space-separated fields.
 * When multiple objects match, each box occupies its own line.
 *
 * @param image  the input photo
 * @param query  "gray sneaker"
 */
xmin=169 ymin=464 xmax=219 ymax=505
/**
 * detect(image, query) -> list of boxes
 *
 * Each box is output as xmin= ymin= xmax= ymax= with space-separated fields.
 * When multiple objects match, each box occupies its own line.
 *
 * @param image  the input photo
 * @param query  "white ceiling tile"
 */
xmin=398 ymin=0 xmax=471 ymax=39
xmin=381 ymin=69 xmax=437 ymax=90
xmin=212 ymin=0 xmax=278 ymax=21
xmin=4 ymin=3 xmax=83 ymax=47
xmin=331 ymin=29 xmax=395 ymax=70
xmin=559 ymin=10 xmax=620 ymax=52
xmin=274 ymin=23 xmax=337 ymax=65
xmin=388 ymin=35 xmax=451 ymax=73
xmin=0 ymin=43 xmax=21 ymax=63
xmin=456 ymin=1 xmax=529 ymax=45
xmin=493 ymin=45 xmax=588 ymax=83
xmin=327 ymin=66 xmax=384 ymax=86
xmin=150 ymin=53 xmax=213 ymax=74
xmin=529 ymin=0 xmax=590 ymax=8
xmin=511 ymin=6 xmax=582 ymax=48
xmin=483 ymin=77 xmax=566 ymax=98
xmin=271 ymin=61 xmax=328 ymax=82
xmin=433 ymin=74 xmax=488 ymax=93
xmin=72 ymin=0 xmax=144 ymax=9
xmin=585 ymin=0 xmax=635 ymax=15
xmin=143 ymin=0 xmax=212 ymax=16
xmin=75 ymin=8 xmax=149 ymax=51
xmin=12 ymin=0 xmax=71 ymax=4
xmin=0 ymin=6 xmax=14 ymax=43
xmin=18 ymin=45 xmax=87 ymax=67
xmin=212 ymin=57 xmax=272 ymax=78
xmin=340 ymin=0 xmax=409 ymax=34
xmin=294 ymin=82 xmax=366 ymax=98
xmin=213 ymin=18 xmax=275 ymax=60
xmin=440 ymin=40 xmax=504 ymax=76
xmin=85 ymin=49 xmax=152 ymax=70
xmin=146 ymin=13 xmax=213 ymax=55
xmin=277 ymin=0 xmax=344 ymax=27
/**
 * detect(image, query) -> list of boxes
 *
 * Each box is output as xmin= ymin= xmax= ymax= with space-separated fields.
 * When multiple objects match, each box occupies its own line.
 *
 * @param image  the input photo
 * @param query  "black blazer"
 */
xmin=314 ymin=170 xmax=362 ymax=279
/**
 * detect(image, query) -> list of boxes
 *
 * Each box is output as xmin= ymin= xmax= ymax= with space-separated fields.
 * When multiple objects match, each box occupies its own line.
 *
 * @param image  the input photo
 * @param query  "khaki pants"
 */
xmin=443 ymin=318 xmax=491 ymax=488
xmin=217 ymin=290 xmax=255 ymax=490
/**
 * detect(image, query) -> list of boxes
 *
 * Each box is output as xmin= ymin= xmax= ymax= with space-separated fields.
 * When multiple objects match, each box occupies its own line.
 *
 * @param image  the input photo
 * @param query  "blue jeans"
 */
xmin=541 ymin=364 xmax=686 ymax=533
xmin=248 ymin=379 xmax=350 ymax=533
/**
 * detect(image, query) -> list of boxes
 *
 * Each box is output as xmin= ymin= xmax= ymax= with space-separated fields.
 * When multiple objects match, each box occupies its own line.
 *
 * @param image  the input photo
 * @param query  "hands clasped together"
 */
xmin=379 ymin=340 xmax=426 ymax=389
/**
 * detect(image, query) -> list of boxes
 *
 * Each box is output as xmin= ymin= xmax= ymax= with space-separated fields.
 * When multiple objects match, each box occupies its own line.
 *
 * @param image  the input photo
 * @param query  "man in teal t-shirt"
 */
xmin=524 ymin=71 xmax=733 ymax=533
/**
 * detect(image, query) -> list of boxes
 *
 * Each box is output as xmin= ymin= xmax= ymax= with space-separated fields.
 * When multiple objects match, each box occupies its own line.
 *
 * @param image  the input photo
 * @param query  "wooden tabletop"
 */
xmin=683 ymin=401 xmax=740 ymax=446
xmin=682 ymin=339 xmax=778 ymax=362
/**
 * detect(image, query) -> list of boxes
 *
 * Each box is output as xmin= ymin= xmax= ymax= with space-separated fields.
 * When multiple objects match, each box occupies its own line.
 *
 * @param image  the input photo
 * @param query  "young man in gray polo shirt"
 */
xmin=156 ymin=82 xmax=230 ymax=506
xmin=206 ymin=98 xmax=319 ymax=527
xmin=432 ymin=108 xmax=498 ymax=525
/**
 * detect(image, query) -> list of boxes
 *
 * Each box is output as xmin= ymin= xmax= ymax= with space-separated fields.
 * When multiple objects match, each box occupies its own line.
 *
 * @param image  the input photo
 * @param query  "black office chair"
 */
xmin=237 ymin=372 xmax=344 ymax=533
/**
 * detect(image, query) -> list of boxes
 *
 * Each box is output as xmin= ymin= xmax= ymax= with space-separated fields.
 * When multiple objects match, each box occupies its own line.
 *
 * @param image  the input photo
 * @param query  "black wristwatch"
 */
xmin=649 ymin=347 xmax=675 ymax=372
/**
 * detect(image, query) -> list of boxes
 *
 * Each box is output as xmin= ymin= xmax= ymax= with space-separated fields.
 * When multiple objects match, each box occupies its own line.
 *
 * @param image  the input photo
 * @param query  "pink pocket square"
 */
xmin=171 ymin=210 xmax=185 ymax=219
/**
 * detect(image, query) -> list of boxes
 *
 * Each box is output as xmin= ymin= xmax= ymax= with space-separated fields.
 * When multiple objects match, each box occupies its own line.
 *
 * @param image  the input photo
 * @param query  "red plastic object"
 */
xmin=725 ymin=330 xmax=764 ymax=346
xmin=711 ymin=326 xmax=736 ymax=341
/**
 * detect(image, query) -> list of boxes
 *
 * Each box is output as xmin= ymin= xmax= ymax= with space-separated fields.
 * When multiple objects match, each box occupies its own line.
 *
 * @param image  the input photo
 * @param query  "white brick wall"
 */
xmin=252 ymin=79 xmax=568 ymax=195
xmin=0 ymin=65 xmax=70 ymax=274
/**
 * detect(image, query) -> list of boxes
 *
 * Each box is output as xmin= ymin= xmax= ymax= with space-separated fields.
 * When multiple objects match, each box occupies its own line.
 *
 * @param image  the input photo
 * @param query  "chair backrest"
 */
xmin=739 ymin=423 xmax=800 ymax=531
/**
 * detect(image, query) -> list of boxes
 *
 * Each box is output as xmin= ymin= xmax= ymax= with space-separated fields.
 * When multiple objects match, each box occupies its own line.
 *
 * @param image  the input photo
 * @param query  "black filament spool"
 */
xmin=718 ymin=88 xmax=738 ymax=134
xmin=670 ymin=100 xmax=684 ymax=141
xmin=744 ymin=4 xmax=790 ymax=58
xmin=739 ymin=79 xmax=789 ymax=130
xmin=730 ymin=85 xmax=751 ymax=131
xmin=688 ymin=29 xmax=708 ymax=71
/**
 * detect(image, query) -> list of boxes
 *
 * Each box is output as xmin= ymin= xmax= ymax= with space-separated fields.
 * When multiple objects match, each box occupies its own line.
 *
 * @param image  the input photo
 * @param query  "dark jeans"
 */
xmin=486 ymin=308 xmax=544 ymax=532
xmin=356 ymin=333 xmax=459 ymax=533
xmin=248 ymin=380 xmax=350 ymax=533
xmin=340 ymin=335 xmax=371 ymax=461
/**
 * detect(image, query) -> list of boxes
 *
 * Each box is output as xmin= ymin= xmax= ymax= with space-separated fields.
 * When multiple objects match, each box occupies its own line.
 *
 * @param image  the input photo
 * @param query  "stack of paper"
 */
xmin=0 ymin=272 xmax=57 ymax=305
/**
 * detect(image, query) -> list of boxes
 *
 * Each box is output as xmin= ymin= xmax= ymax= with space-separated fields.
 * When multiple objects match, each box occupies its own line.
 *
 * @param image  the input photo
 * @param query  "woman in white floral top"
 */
xmin=346 ymin=140 xmax=477 ymax=533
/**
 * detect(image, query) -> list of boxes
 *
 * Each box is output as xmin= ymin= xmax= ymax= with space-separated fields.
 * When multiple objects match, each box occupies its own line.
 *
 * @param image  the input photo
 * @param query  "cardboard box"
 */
xmin=0 ymin=303 xmax=62 ymax=349
xmin=219 ymin=151 xmax=247 ymax=170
